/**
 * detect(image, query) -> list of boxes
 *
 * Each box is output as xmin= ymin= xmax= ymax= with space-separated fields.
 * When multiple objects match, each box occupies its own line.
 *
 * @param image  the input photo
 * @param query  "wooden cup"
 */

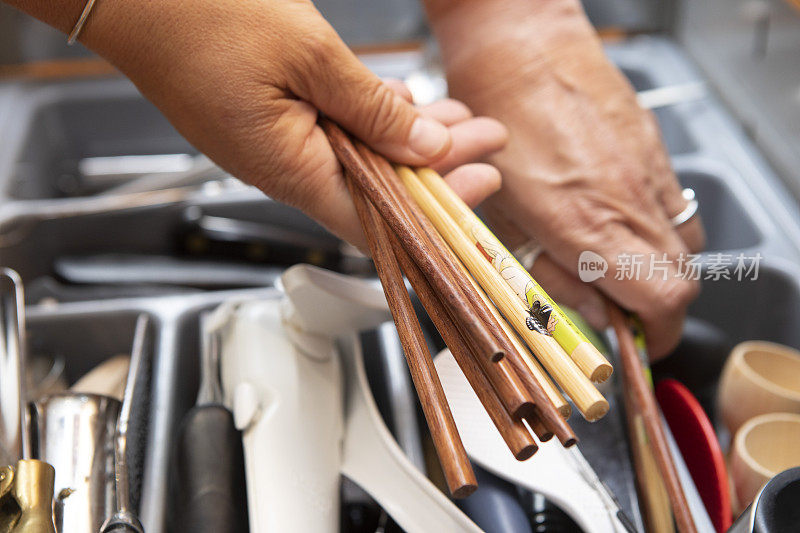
xmin=730 ymin=412 xmax=800 ymax=511
xmin=717 ymin=341 xmax=800 ymax=436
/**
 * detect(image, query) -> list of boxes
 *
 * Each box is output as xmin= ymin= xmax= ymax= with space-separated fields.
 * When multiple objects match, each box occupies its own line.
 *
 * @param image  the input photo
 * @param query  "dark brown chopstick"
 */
xmin=608 ymin=304 xmax=696 ymax=533
xmin=525 ymin=415 xmax=555 ymax=443
xmin=390 ymin=233 xmax=538 ymax=460
xmin=348 ymin=177 xmax=477 ymax=498
xmin=370 ymin=152 xmax=574 ymax=441
xmin=503 ymin=352 xmax=577 ymax=447
xmin=321 ymin=119 xmax=504 ymax=363
xmin=364 ymin=149 xmax=516 ymax=357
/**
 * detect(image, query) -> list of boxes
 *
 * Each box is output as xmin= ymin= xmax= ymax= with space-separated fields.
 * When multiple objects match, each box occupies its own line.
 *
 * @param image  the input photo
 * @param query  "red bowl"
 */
xmin=655 ymin=378 xmax=732 ymax=532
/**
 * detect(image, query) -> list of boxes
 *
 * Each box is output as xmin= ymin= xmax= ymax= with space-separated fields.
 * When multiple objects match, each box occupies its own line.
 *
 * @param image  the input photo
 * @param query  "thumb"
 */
xmin=291 ymin=37 xmax=451 ymax=164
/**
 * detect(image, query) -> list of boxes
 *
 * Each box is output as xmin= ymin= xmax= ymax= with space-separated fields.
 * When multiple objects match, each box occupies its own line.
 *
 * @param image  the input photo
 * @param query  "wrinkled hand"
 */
xmin=428 ymin=0 xmax=704 ymax=358
xmin=25 ymin=0 xmax=508 ymax=246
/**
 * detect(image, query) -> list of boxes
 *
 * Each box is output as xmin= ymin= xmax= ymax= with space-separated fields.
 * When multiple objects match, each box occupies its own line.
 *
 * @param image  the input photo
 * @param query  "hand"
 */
xmin=10 ymin=0 xmax=507 ymax=247
xmin=427 ymin=0 xmax=705 ymax=358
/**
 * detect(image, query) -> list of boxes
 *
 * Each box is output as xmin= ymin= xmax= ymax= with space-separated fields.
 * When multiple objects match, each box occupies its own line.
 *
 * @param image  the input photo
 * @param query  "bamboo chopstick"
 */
xmin=465 ymin=268 xmax=571 ymax=419
xmin=361 ymin=146 xmax=520 ymax=365
xmin=364 ymin=152 xmax=575 ymax=432
xmin=320 ymin=120 xmax=504 ymax=363
xmin=392 ymin=170 xmax=576 ymax=438
xmin=396 ymin=166 xmax=608 ymax=422
xmin=608 ymin=304 xmax=696 ymax=533
xmin=414 ymin=167 xmax=613 ymax=383
xmin=390 ymin=234 xmax=539 ymax=461
xmin=626 ymin=404 xmax=676 ymax=533
xmin=320 ymin=117 xmax=609 ymax=495
xmin=457 ymin=263 xmax=577 ymax=445
xmin=348 ymin=178 xmax=477 ymax=498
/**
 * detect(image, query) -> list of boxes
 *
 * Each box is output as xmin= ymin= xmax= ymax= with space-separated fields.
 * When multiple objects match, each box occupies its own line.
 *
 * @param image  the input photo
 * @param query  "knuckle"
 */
xmin=360 ymin=81 xmax=404 ymax=140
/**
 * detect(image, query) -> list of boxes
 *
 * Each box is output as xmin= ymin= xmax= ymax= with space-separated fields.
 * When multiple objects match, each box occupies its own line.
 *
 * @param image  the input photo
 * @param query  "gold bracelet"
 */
xmin=67 ymin=0 xmax=99 ymax=45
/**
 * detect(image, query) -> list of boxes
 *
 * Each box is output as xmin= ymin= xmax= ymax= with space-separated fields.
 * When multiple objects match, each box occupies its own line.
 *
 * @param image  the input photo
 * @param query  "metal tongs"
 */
xmin=101 ymin=315 xmax=148 ymax=533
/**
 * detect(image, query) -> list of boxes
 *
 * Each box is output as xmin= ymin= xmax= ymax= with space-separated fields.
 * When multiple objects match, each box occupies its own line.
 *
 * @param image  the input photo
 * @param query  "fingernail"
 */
xmin=408 ymin=117 xmax=450 ymax=159
xmin=578 ymin=300 xmax=609 ymax=330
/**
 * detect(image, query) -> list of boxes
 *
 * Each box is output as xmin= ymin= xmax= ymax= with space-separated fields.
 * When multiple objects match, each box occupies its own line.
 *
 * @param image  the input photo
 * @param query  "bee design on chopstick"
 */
xmin=525 ymin=300 xmax=554 ymax=335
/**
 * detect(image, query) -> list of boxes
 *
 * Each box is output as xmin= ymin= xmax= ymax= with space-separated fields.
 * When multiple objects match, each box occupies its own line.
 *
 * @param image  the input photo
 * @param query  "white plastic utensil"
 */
xmin=214 ymin=265 xmax=481 ymax=533
xmin=434 ymin=348 xmax=632 ymax=533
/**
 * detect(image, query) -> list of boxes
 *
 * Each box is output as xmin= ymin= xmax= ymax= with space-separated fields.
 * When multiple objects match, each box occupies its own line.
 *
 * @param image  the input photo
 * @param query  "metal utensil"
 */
xmin=55 ymin=254 xmax=282 ymax=289
xmin=30 ymin=393 xmax=120 ymax=533
xmin=100 ymin=315 xmax=148 ymax=533
xmin=0 ymin=269 xmax=29 ymax=465
xmin=0 ymin=269 xmax=57 ymax=532
xmin=170 ymin=313 xmax=247 ymax=533
xmin=636 ymin=82 xmax=707 ymax=110
xmin=100 ymin=155 xmax=226 ymax=196
xmin=9 ymin=458 xmax=57 ymax=533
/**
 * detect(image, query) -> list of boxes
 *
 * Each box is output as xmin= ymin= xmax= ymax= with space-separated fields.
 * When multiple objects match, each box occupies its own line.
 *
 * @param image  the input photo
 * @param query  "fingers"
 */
xmin=384 ymin=78 xmax=475 ymax=127
xmin=382 ymin=78 xmax=414 ymax=103
xmin=383 ymin=81 xmax=507 ymax=171
xmin=430 ymin=118 xmax=509 ymax=173
xmin=658 ymin=174 xmax=706 ymax=253
xmin=419 ymin=99 xmax=474 ymax=126
xmin=291 ymin=37 xmax=451 ymax=164
xmin=642 ymin=122 xmax=706 ymax=254
xmin=442 ymin=163 xmax=502 ymax=208
xmin=587 ymin=228 xmax=699 ymax=359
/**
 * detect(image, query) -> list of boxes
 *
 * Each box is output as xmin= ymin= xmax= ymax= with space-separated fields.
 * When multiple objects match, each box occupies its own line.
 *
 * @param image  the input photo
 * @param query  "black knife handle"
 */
xmin=172 ymin=405 xmax=249 ymax=533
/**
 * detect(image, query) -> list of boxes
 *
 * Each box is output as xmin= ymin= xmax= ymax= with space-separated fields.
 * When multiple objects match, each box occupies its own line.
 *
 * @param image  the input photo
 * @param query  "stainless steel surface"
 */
xmin=196 ymin=313 xmax=222 ymax=406
xmin=100 ymin=316 xmax=147 ymax=533
xmin=636 ymin=81 xmax=707 ymax=110
xmin=30 ymin=393 xmax=120 ymax=533
xmin=678 ymin=0 xmax=800 ymax=200
xmin=54 ymin=254 xmax=283 ymax=289
xmin=0 ymin=268 xmax=29 ymax=464
xmin=375 ymin=322 xmax=425 ymax=471
xmin=100 ymin=156 xmax=224 ymax=196
xmin=192 ymin=211 xmax=341 ymax=252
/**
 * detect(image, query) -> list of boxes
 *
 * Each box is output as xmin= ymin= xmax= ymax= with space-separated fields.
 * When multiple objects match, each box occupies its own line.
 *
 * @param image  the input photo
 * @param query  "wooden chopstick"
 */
xmin=348 ymin=178 xmax=477 ymax=498
xmin=456 ymin=261 xmax=577 ymax=446
xmin=320 ymin=119 xmax=504 ymax=363
xmin=360 ymin=145 xmax=519 ymax=365
xmin=396 ymin=166 xmax=608 ymax=422
xmin=414 ymin=167 xmax=613 ymax=383
xmin=474 ymin=287 xmax=571 ymax=419
xmin=624 ymin=395 xmax=676 ymax=533
xmin=378 ymin=158 xmax=572 ymax=438
xmin=366 ymin=152 xmax=576 ymax=435
xmin=390 ymin=234 xmax=539 ymax=461
xmin=608 ymin=304 xmax=696 ymax=533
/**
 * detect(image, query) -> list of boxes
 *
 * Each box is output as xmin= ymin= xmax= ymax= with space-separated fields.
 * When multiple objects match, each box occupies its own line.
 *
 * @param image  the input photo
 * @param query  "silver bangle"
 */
xmin=67 ymin=0 xmax=99 ymax=45
xmin=671 ymin=188 xmax=699 ymax=227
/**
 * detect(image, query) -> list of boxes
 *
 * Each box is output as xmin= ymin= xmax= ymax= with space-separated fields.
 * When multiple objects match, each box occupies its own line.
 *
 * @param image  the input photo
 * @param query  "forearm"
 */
xmin=5 ymin=0 xmax=89 ymax=33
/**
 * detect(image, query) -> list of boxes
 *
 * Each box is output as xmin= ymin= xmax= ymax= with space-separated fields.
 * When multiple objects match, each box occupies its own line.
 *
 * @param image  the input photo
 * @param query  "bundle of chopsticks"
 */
xmin=321 ymin=119 xmax=613 ymax=498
